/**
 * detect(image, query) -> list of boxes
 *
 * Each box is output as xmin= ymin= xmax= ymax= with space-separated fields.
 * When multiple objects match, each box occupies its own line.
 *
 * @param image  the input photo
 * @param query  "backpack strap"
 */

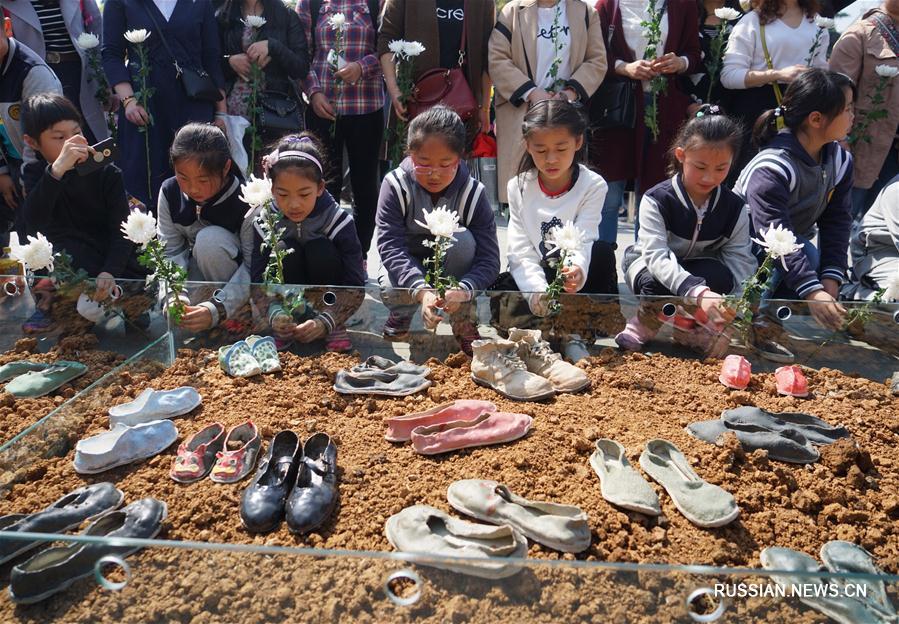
xmin=759 ymin=22 xmax=784 ymax=107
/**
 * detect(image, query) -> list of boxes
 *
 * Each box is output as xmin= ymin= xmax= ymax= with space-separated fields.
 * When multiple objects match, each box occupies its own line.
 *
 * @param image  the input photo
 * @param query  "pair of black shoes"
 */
xmin=239 ymin=431 xmax=338 ymax=534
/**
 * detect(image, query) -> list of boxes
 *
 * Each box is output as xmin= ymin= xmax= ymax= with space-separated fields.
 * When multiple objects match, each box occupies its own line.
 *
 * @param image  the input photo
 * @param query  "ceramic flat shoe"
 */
xmin=0 ymin=360 xmax=50 ymax=383
xmin=385 ymin=400 xmax=497 ymax=442
xmin=246 ymin=335 xmax=281 ymax=373
xmin=170 ymin=422 xmax=226 ymax=483
xmin=210 ymin=421 xmax=262 ymax=484
xmin=446 ymin=479 xmax=590 ymax=553
xmin=686 ymin=419 xmax=819 ymax=464
xmin=508 ymin=328 xmax=590 ymax=393
xmin=470 ymin=338 xmax=555 ymax=401
xmin=240 ymin=430 xmax=301 ymax=533
xmin=820 ymin=541 xmax=897 ymax=620
xmin=385 ymin=505 xmax=528 ymax=579
xmin=0 ymin=483 xmax=124 ymax=565
xmin=9 ymin=498 xmax=167 ymax=605
xmin=721 ymin=406 xmax=850 ymax=446
xmin=350 ymin=355 xmax=430 ymax=377
xmin=760 ymin=547 xmax=883 ymax=624
xmin=333 ymin=369 xmax=431 ymax=396
xmin=589 ymin=439 xmax=661 ymax=516
xmin=5 ymin=361 xmax=87 ymax=398
xmin=73 ymin=420 xmax=179 ymax=474
xmin=410 ymin=412 xmax=533 ymax=455
xmin=108 ymin=386 xmax=202 ymax=427
xmin=639 ymin=439 xmax=740 ymax=528
xmin=218 ymin=341 xmax=262 ymax=378
xmin=775 ymin=365 xmax=809 ymax=397
xmin=285 ymin=433 xmax=338 ymax=534
xmin=719 ymin=355 xmax=751 ymax=390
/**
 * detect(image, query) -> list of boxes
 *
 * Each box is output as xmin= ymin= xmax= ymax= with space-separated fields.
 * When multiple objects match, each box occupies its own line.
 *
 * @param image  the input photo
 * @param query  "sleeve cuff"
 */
xmin=820 ymin=267 xmax=845 ymax=284
xmin=511 ymin=80 xmax=537 ymax=106
xmin=614 ymin=60 xmax=626 ymax=70
xmin=360 ymin=54 xmax=380 ymax=78
xmin=459 ymin=279 xmax=475 ymax=292
xmin=682 ymin=283 xmax=710 ymax=306
xmin=197 ymin=300 xmax=220 ymax=327
xmin=564 ymin=78 xmax=589 ymax=103
xmin=679 ymin=56 xmax=690 ymax=73
xmin=315 ymin=311 xmax=335 ymax=333
xmin=795 ymin=278 xmax=823 ymax=299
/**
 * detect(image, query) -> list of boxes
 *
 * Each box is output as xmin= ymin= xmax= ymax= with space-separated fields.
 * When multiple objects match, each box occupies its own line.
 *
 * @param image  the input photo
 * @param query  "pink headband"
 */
xmin=261 ymin=140 xmax=323 ymax=175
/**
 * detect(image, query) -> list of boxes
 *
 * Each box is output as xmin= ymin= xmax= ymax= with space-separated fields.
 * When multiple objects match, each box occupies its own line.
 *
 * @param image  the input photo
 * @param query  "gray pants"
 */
xmin=843 ymin=249 xmax=899 ymax=302
xmin=186 ymin=226 xmax=241 ymax=303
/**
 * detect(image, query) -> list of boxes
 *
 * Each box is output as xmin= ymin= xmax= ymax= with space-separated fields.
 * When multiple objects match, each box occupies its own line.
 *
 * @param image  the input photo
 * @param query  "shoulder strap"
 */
xmin=368 ymin=0 xmax=379 ymax=30
xmin=140 ymin=0 xmax=181 ymax=72
xmin=870 ymin=11 xmax=899 ymax=56
xmin=758 ymin=22 xmax=784 ymax=106
xmin=458 ymin=0 xmax=468 ymax=67
xmin=310 ymin=0 xmax=322 ymax=54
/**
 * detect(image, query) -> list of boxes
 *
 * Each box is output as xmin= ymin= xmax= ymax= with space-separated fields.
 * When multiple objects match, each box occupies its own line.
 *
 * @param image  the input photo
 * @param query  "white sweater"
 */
xmin=721 ymin=11 xmax=828 ymax=90
xmin=506 ymin=164 xmax=607 ymax=294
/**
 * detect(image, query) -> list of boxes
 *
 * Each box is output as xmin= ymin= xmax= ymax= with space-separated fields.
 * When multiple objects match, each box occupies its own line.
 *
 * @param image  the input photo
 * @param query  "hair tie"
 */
xmin=261 ymin=144 xmax=323 ymax=176
xmin=695 ymin=104 xmax=721 ymax=118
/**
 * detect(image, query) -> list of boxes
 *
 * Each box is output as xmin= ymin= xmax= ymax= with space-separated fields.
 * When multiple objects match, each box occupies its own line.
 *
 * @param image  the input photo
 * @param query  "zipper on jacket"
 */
xmin=684 ymin=214 xmax=705 ymax=257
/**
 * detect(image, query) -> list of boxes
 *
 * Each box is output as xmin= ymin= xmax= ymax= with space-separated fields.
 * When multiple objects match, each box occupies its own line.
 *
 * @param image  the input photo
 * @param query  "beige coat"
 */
xmin=489 ymin=0 xmax=607 ymax=203
xmin=830 ymin=9 xmax=899 ymax=189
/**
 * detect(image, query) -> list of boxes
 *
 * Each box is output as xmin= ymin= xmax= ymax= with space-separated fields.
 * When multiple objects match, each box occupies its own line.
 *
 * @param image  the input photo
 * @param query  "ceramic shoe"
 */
xmin=239 ymin=430 xmax=302 ymax=533
xmin=245 ymin=335 xmax=281 ymax=373
xmin=285 ymin=433 xmax=338 ymax=534
xmin=508 ymin=328 xmax=590 ymax=393
xmin=410 ymin=412 xmax=533 ymax=455
xmin=775 ymin=365 xmax=809 ymax=398
xmin=350 ymin=355 xmax=430 ymax=377
xmin=170 ymin=423 xmax=226 ymax=483
xmin=719 ymin=355 xmax=751 ymax=390
xmin=108 ymin=386 xmax=202 ymax=427
xmin=333 ymin=369 xmax=431 ymax=396
xmin=0 ymin=360 xmax=50 ymax=383
xmin=5 ymin=361 xmax=87 ymax=398
xmin=470 ymin=338 xmax=555 ymax=401
xmin=73 ymin=420 xmax=179 ymax=474
xmin=385 ymin=399 xmax=497 ymax=442
xmin=210 ymin=421 xmax=263 ymax=484
xmin=218 ymin=341 xmax=262 ymax=377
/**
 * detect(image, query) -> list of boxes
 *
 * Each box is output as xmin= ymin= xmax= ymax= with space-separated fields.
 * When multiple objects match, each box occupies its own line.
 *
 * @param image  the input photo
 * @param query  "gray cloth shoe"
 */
xmin=589 ymin=439 xmax=661 ymax=516
xmin=820 ymin=541 xmax=897 ymax=621
xmin=0 ymin=360 xmax=50 ymax=383
xmin=350 ymin=355 xmax=430 ymax=377
xmin=446 ymin=479 xmax=590 ymax=553
xmin=385 ymin=505 xmax=528 ymax=579
xmin=721 ymin=406 xmax=850 ymax=446
xmin=760 ymin=547 xmax=884 ymax=624
xmin=73 ymin=420 xmax=179 ymax=474
xmin=333 ymin=369 xmax=431 ymax=396
xmin=639 ymin=439 xmax=740 ymax=527
xmin=686 ymin=419 xmax=820 ymax=464
xmin=108 ymin=386 xmax=202 ymax=427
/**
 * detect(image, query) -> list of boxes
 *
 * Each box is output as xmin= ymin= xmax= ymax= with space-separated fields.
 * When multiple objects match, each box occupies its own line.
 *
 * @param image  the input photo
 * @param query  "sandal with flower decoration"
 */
xmin=210 ymin=421 xmax=262 ymax=484
xmin=170 ymin=423 xmax=226 ymax=483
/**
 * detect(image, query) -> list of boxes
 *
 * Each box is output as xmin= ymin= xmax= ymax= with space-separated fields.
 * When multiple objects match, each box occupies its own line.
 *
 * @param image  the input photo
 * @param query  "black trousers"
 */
xmin=282 ymin=237 xmax=344 ymax=285
xmin=308 ymin=109 xmax=383 ymax=256
xmin=493 ymin=240 xmax=620 ymax=295
xmin=51 ymin=59 xmax=97 ymax=144
xmin=632 ymin=258 xmax=735 ymax=297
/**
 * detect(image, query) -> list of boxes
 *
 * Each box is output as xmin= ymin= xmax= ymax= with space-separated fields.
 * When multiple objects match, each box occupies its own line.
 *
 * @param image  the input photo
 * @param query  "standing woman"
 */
xmin=589 ymin=0 xmax=701 ymax=243
xmin=102 ymin=0 xmax=227 ymax=210
xmin=720 ymin=0 xmax=828 ymax=179
xmin=2 ymin=0 xmax=109 ymax=143
xmin=378 ymin=0 xmax=495 ymax=149
xmin=296 ymin=0 xmax=383 ymax=257
xmin=829 ymin=0 xmax=899 ymax=218
xmin=489 ymin=0 xmax=606 ymax=206
xmin=680 ymin=0 xmax=742 ymax=110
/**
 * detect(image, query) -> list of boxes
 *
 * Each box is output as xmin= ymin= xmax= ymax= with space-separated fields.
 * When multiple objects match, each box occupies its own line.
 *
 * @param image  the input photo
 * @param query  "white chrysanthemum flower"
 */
xmin=389 ymin=39 xmax=407 ymax=58
xmin=124 ymin=29 xmax=151 ymax=44
xmin=243 ymin=15 xmax=267 ymax=29
xmin=403 ymin=41 xmax=426 ymax=57
xmin=739 ymin=0 xmax=752 ymax=11
xmin=752 ymin=225 xmax=803 ymax=269
xmin=883 ymin=270 xmax=899 ymax=302
xmin=714 ymin=7 xmax=742 ymax=20
xmin=814 ymin=15 xmax=835 ymax=29
xmin=875 ymin=64 xmax=899 ymax=79
xmin=328 ymin=12 xmax=346 ymax=30
xmin=239 ymin=175 xmax=273 ymax=208
xmin=120 ymin=209 xmax=157 ymax=247
xmin=76 ymin=32 xmax=100 ymax=50
xmin=9 ymin=232 xmax=54 ymax=272
xmin=546 ymin=221 xmax=588 ymax=255
xmin=414 ymin=206 xmax=465 ymax=240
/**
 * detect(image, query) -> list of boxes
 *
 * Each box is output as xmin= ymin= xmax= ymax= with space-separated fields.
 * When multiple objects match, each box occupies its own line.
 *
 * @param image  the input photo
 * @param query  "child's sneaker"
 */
xmin=326 ymin=326 xmax=352 ymax=353
xmin=562 ymin=334 xmax=591 ymax=364
xmin=615 ymin=316 xmax=656 ymax=351
xmin=451 ymin=318 xmax=481 ymax=357
xmin=22 ymin=309 xmax=54 ymax=334
xmin=382 ymin=311 xmax=412 ymax=341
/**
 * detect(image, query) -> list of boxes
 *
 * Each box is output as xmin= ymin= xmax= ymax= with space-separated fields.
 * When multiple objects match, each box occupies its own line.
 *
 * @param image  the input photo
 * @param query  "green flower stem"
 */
xmin=259 ymin=204 xmax=304 ymax=316
xmin=85 ymin=49 xmax=116 ymax=140
xmin=245 ymin=26 xmax=265 ymax=175
xmin=641 ymin=0 xmax=666 ymax=141
xmin=423 ymin=237 xmax=458 ymax=299
xmin=139 ymin=239 xmax=186 ymax=325
xmin=133 ymin=41 xmax=155 ymax=203
xmin=545 ymin=250 xmax=568 ymax=315
xmin=705 ymin=21 xmax=728 ymax=104
xmin=389 ymin=53 xmax=417 ymax=164
xmin=848 ymin=75 xmax=890 ymax=147
xmin=724 ymin=253 xmax=775 ymax=341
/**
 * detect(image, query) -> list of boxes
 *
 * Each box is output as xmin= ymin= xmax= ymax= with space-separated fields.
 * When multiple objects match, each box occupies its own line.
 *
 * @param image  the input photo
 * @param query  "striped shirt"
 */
xmin=30 ymin=0 xmax=76 ymax=53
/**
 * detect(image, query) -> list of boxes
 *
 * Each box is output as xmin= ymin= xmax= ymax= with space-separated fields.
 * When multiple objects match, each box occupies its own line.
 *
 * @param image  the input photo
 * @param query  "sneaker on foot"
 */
xmin=326 ymin=326 xmax=352 ymax=353
xmin=382 ymin=312 xmax=412 ymax=341
xmin=615 ymin=316 xmax=656 ymax=351
xmin=22 ymin=309 xmax=54 ymax=334
xmin=562 ymin=334 xmax=591 ymax=364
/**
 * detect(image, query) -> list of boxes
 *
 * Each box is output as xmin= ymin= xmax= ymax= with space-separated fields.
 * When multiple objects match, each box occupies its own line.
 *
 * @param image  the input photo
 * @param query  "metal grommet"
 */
xmin=322 ymin=291 xmax=337 ymax=306
xmin=109 ymin=285 xmax=124 ymax=301
xmin=212 ymin=289 xmax=226 ymax=304
xmin=685 ymin=587 xmax=726 ymax=622
xmin=383 ymin=568 xmax=422 ymax=607
xmin=94 ymin=555 xmax=131 ymax=591
xmin=3 ymin=281 xmax=20 ymax=297
xmin=776 ymin=305 xmax=792 ymax=321
xmin=661 ymin=302 xmax=677 ymax=318
xmin=892 ymin=310 xmax=899 ymax=324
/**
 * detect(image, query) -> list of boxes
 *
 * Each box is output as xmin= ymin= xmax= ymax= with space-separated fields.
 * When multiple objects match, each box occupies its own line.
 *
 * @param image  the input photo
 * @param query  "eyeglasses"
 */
xmin=412 ymin=159 xmax=460 ymax=176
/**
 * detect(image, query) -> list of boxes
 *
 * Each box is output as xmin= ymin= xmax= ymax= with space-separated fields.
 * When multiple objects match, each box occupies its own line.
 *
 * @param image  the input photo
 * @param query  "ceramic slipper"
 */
xmin=108 ymin=386 xmax=202 ymax=427
xmin=721 ymin=406 xmax=850 ymax=446
xmin=686 ymin=419 xmax=819 ymax=464
xmin=170 ymin=422 xmax=226 ymax=483
xmin=446 ymin=479 xmax=590 ymax=553
xmin=589 ymin=439 xmax=661 ymax=516
xmin=760 ymin=547 xmax=883 ymax=624
xmin=775 ymin=365 xmax=809 ymax=397
xmin=246 ymin=335 xmax=281 ymax=373
xmin=5 ymin=361 xmax=87 ymax=398
xmin=410 ymin=412 xmax=533 ymax=455
xmin=385 ymin=504 xmax=528 ymax=579
xmin=0 ymin=360 xmax=50 ymax=383
xmin=820 ymin=541 xmax=897 ymax=620
xmin=218 ymin=341 xmax=262 ymax=378
xmin=639 ymin=439 xmax=740 ymax=527
xmin=210 ymin=421 xmax=263 ymax=484
xmin=385 ymin=400 xmax=497 ymax=442
xmin=351 ymin=355 xmax=430 ymax=377
xmin=333 ymin=369 xmax=431 ymax=396
xmin=718 ymin=355 xmax=751 ymax=390
xmin=73 ymin=420 xmax=179 ymax=474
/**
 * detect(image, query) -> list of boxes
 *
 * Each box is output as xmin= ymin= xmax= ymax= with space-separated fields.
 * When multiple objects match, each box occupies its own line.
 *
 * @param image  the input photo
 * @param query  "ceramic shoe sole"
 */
xmin=470 ymin=374 xmax=556 ymax=402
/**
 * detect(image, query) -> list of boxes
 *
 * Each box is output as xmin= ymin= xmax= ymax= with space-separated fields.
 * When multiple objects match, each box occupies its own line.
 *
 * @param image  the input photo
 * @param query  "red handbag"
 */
xmin=406 ymin=2 xmax=478 ymax=121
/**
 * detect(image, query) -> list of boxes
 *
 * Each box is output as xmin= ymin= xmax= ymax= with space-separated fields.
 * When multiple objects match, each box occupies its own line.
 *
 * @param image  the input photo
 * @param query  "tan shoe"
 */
xmin=508 ymin=328 xmax=590 ymax=393
xmin=470 ymin=338 xmax=556 ymax=401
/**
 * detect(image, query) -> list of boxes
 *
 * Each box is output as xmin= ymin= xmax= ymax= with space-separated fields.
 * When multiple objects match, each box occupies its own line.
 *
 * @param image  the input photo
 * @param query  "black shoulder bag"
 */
xmin=141 ymin=1 xmax=223 ymax=102
xmin=588 ymin=0 xmax=636 ymax=130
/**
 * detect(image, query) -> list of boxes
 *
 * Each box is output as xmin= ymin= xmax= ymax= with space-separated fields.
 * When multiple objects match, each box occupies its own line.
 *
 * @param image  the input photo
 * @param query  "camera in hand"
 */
xmin=75 ymin=138 xmax=119 ymax=176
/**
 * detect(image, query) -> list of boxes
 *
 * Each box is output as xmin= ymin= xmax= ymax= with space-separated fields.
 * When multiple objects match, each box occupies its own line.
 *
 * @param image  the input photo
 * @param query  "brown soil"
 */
xmin=0 ymin=347 xmax=897 ymax=622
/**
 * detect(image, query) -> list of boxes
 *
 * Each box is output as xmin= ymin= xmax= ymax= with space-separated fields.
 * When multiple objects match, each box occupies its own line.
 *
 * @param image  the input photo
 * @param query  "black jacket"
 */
xmin=217 ymin=0 xmax=309 ymax=97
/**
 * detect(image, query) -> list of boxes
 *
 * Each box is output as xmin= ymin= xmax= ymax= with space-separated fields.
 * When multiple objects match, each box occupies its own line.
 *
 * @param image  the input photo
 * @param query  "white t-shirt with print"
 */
xmin=535 ymin=2 xmax=572 ymax=91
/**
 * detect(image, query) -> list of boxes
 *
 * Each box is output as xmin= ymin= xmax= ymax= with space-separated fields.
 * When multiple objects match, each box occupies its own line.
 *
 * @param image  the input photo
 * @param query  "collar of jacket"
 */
xmin=766 ymin=131 xmax=835 ymax=168
xmin=173 ymin=172 xmax=246 ymax=231
xmin=672 ymin=173 xmax=721 ymax=213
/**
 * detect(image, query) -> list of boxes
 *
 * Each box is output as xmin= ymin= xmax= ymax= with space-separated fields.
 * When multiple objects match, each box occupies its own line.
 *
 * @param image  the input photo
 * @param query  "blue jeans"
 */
xmin=599 ymin=179 xmax=626 ymax=243
xmin=759 ymin=236 xmax=820 ymax=311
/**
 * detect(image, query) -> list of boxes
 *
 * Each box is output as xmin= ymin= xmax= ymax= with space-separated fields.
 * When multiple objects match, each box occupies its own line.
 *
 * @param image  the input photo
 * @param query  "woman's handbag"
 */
xmin=260 ymin=91 xmax=304 ymax=131
xmin=588 ymin=0 xmax=636 ymax=130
